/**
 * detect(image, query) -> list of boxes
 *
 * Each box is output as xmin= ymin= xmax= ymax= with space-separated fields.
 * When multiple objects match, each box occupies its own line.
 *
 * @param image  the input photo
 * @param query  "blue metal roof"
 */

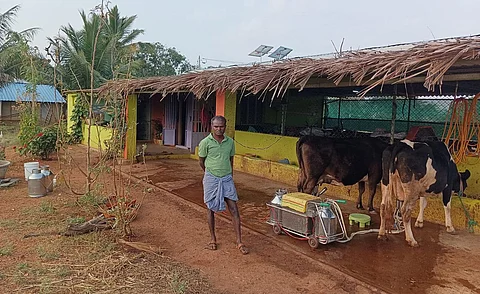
xmin=0 ymin=82 xmax=65 ymax=103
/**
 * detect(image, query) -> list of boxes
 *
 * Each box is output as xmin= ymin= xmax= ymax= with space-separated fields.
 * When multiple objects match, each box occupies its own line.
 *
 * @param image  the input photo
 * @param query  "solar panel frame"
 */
xmin=248 ymin=45 xmax=274 ymax=57
xmin=268 ymin=46 xmax=293 ymax=60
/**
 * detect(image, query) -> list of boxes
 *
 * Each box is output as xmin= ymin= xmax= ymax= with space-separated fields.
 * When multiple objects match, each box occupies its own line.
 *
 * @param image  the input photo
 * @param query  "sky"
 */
xmin=3 ymin=0 xmax=480 ymax=68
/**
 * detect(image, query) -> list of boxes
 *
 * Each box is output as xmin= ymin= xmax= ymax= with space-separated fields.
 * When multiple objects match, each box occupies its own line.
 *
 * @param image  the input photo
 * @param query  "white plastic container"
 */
xmin=24 ymin=162 xmax=40 ymax=181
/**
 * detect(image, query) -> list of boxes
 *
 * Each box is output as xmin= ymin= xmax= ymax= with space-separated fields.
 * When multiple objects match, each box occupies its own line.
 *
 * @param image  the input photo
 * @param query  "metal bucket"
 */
xmin=28 ymin=169 xmax=46 ymax=198
xmin=41 ymin=165 xmax=54 ymax=193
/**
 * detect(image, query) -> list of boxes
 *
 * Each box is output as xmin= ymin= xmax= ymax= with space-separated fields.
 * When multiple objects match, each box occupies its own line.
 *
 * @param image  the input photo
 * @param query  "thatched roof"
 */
xmin=100 ymin=36 xmax=480 ymax=100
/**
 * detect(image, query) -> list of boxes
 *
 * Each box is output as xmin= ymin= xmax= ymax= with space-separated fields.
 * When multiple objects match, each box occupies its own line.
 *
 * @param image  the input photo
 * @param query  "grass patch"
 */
xmin=66 ymin=216 xmax=86 ymax=224
xmin=0 ymin=219 xmax=17 ymax=229
xmin=0 ymin=243 xmax=14 ymax=256
xmin=36 ymin=245 xmax=60 ymax=261
xmin=54 ymin=266 xmax=71 ymax=278
xmin=78 ymin=192 xmax=105 ymax=208
xmin=39 ymin=201 xmax=56 ymax=214
xmin=170 ymin=272 xmax=189 ymax=294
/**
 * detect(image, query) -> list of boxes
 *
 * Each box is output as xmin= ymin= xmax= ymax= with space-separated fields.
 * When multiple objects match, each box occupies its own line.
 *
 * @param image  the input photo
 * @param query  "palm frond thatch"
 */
xmin=99 ymin=36 xmax=480 ymax=100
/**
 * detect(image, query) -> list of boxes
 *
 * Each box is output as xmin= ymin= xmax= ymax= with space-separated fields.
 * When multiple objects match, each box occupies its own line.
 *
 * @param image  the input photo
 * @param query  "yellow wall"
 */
xmin=67 ymin=93 xmax=77 ymax=134
xmin=234 ymin=131 xmax=300 ymax=165
xmin=457 ymin=156 xmax=480 ymax=197
xmin=124 ymin=94 xmax=137 ymax=160
xmin=81 ymin=124 xmax=113 ymax=150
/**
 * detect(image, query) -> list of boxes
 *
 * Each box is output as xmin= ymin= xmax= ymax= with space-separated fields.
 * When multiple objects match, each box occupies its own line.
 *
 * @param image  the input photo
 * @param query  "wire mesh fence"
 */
xmin=235 ymin=95 xmax=460 ymax=140
xmin=323 ymin=97 xmax=454 ymax=139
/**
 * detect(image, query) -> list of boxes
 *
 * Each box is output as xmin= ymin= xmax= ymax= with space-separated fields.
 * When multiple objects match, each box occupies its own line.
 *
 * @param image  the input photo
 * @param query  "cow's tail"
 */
xmin=296 ymin=136 xmax=308 ymax=192
xmin=388 ymin=142 xmax=405 ymax=174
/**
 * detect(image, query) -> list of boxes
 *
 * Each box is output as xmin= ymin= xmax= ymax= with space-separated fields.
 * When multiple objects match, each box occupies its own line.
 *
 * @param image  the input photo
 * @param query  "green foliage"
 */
xmin=17 ymin=103 xmax=41 ymax=150
xmin=153 ymin=119 xmax=163 ymax=139
xmin=78 ymin=191 xmax=105 ymax=208
xmin=0 ymin=6 xmax=51 ymax=85
xmin=23 ymin=125 xmax=58 ymax=160
xmin=52 ymin=5 xmax=144 ymax=90
xmin=17 ymin=109 xmax=58 ymax=160
xmin=132 ymin=42 xmax=193 ymax=77
xmin=69 ymin=96 xmax=88 ymax=143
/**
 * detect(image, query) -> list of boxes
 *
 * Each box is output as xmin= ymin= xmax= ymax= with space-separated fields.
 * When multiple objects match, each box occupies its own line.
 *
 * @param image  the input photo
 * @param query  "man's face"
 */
xmin=212 ymin=120 xmax=226 ymax=136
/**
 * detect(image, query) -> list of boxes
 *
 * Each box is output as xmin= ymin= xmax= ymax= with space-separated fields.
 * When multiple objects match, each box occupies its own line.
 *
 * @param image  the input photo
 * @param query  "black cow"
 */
xmin=296 ymin=136 xmax=388 ymax=212
xmin=378 ymin=139 xmax=470 ymax=247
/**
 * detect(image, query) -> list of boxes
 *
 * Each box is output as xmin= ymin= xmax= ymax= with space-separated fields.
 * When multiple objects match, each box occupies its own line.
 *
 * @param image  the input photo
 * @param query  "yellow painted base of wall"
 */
xmin=232 ymin=154 xmax=480 ymax=234
xmin=81 ymin=124 xmax=114 ymax=151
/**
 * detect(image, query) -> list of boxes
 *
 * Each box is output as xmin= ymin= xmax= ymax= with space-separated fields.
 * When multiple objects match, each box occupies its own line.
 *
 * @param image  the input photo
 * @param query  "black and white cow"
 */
xmin=378 ymin=139 xmax=470 ymax=247
xmin=296 ymin=136 xmax=388 ymax=212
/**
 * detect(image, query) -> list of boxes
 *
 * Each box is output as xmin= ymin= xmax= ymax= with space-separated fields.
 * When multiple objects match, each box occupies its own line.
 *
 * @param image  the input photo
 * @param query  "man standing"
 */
xmin=198 ymin=115 xmax=249 ymax=255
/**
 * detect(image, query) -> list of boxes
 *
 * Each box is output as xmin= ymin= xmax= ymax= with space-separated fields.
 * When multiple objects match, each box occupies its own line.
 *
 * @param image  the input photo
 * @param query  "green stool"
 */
xmin=349 ymin=213 xmax=371 ymax=228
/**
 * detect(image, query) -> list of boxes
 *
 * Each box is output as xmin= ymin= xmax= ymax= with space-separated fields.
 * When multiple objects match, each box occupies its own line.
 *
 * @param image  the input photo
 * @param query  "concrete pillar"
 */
xmin=124 ymin=94 xmax=137 ymax=159
xmin=215 ymin=90 xmax=236 ymax=138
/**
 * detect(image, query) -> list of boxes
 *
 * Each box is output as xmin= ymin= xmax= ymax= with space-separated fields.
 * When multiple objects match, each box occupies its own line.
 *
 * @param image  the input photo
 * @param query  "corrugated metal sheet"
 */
xmin=0 ymin=82 xmax=65 ymax=103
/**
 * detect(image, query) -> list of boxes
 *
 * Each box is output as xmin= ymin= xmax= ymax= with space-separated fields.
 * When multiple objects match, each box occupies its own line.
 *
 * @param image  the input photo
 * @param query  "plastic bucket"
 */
xmin=24 ymin=162 xmax=39 ymax=181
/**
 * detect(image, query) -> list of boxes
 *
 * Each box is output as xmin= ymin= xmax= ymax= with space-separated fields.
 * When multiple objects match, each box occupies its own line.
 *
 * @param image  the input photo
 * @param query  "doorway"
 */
xmin=137 ymin=95 xmax=151 ymax=140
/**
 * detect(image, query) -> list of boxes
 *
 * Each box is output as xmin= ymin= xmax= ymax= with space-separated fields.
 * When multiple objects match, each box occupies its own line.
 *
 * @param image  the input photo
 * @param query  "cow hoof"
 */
xmin=356 ymin=204 xmax=365 ymax=210
xmin=377 ymin=234 xmax=388 ymax=241
xmin=368 ymin=209 xmax=377 ymax=215
xmin=414 ymin=221 xmax=424 ymax=228
xmin=407 ymin=240 xmax=419 ymax=247
xmin=446 ymin=227 xmax=456 ymax=234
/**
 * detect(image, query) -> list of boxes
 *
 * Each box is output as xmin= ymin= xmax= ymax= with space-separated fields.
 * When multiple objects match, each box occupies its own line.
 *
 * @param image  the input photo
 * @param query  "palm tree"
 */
xmin=0 ymin=5 xmax=40 ymax=84
xmin=53 ymin=5 xmax=143 ymax=90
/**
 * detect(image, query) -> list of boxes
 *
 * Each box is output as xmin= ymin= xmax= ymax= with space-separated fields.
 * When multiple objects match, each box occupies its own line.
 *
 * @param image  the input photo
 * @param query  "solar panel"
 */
xmin=268 ymin=46 xmax=293 ymax=60
xmin=248 ymin=45 xmax=274 ymax=57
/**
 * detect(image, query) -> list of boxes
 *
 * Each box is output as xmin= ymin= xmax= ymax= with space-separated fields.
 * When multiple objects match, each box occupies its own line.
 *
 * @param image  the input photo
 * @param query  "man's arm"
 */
xmin=199 ymin=157 xmax=206 ymax=172
xmin=230 ymin=156 xmax=234 ymax=176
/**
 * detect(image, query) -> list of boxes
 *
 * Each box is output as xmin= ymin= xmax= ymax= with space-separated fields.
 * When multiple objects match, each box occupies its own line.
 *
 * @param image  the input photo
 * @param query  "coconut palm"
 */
xmin=0 ymin=5 xmax=41 ymax=84
xmin=53 ymin=5 xmax=143 ymax=90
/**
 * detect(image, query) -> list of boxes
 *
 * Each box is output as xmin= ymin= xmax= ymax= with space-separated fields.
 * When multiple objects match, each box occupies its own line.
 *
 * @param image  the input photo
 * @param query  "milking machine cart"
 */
xmin=266 ymin=187 xmax=403 ymax=249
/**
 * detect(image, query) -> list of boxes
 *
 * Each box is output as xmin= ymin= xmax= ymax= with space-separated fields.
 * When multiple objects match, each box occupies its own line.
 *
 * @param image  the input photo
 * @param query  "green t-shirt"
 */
xmin=198 ymin=133 xmax=235 ymax=177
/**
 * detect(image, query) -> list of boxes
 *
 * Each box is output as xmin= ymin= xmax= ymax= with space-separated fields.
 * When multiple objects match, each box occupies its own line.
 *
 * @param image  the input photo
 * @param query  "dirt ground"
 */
xmin=124 ymin=158 xmax=480 ymax=294
xmin=1 ymin=145 xmax=480 ymax=293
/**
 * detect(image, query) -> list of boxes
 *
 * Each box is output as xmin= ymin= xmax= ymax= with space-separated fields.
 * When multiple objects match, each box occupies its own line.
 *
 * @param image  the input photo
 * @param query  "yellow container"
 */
xmin=281 ymin=192 xmax=318 ymax=213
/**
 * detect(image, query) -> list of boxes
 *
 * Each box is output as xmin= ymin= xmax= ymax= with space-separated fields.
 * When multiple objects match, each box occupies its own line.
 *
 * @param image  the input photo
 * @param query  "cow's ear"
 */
xmin=461 ymin=169 xmax=471 ymax=180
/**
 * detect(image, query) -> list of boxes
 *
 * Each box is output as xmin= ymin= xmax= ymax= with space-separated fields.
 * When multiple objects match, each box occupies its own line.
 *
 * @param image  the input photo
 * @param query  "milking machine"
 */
xmin=266 ymin=187 xmax=404 ymax=249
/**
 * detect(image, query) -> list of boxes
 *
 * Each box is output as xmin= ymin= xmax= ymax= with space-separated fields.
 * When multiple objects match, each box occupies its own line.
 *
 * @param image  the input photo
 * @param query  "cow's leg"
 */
xmin=402 ymin=198 xmax=418 ymax=247
xmin=366 ymin=180 xmax=378 ymax=214
xmin=356 ymin=181 xmax=366 ymax=210
xmin=297 ymin=169 xmax=306 ymax=192
xmin=444 ymin=200 xmax=455 ymax=233
xmin=378 ymin=183 xmax=388 ymax=240
xmin=303 ymin=177 xmax=320 ymax=195
xmin=414 ymin=197 xmax=427 ymax=228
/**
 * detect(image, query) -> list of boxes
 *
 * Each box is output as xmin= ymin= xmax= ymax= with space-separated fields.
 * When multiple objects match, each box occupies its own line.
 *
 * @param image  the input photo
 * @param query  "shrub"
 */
xmin=18 ymin=125 xmax=58 ymax=160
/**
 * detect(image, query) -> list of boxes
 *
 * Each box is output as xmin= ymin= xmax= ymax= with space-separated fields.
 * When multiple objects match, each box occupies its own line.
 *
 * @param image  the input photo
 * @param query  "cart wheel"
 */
xmin=308 ymin=237 xmax=319 ymax=249
xmin=273 ymin=224 xmax=282 ymax=235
